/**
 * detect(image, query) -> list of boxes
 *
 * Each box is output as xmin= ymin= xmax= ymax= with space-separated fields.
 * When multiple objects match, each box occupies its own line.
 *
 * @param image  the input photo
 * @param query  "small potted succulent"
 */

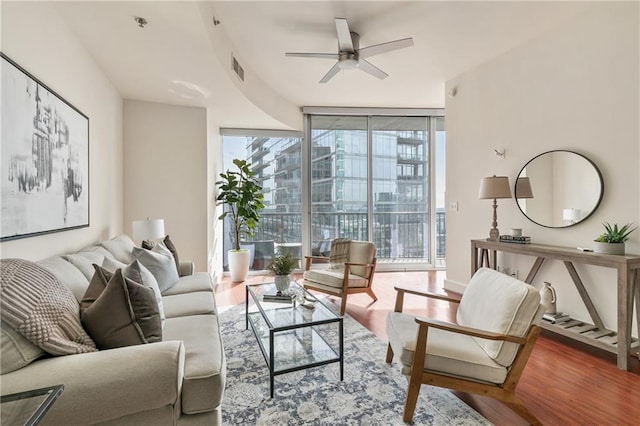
xmin=267 ymin=248 xmax=299 ymax=293
xmin=593 ymin=222 xmax=636 ymax=255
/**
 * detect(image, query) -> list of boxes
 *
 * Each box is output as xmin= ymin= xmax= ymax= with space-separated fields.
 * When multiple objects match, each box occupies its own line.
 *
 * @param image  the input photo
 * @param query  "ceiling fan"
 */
xmin=285 ymin=18 xmax=414 ymax=83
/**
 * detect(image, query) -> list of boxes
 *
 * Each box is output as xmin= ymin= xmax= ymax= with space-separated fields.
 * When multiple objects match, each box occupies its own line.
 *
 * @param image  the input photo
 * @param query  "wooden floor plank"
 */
xmin=216 ymin=271 xmax=640 ymax=425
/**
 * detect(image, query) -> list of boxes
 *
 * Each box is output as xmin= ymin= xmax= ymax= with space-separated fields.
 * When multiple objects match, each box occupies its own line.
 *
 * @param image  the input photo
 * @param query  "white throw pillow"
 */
xmin=132 ymin=242 xmax=180 ymax=293
xmin=101 ymin=257 xmax=126 ymax=273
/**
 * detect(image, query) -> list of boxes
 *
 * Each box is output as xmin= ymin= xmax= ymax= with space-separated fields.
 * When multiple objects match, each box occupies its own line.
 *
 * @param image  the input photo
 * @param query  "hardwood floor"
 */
xmin=216 ymin=271 xmax=640 ymax=425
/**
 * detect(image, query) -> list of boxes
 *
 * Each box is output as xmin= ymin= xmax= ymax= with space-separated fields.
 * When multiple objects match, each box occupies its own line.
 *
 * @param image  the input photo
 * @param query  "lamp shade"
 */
xmin=133 ymin=218 xmax=165 ymax=241
xmin=563 ymin=208 xmax=580 ymax=222
xmin=515 ymin=177 xmax=534 ymax=199
xmin=478 ymin=176 xmax=512 ymax=199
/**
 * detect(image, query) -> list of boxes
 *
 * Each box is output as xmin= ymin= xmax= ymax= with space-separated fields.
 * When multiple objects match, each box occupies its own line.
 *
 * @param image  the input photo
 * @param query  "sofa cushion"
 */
xmin=348 ymin=241 xmax=376 ymax=277
xmin=0 ymin=259 xmax=97 ymax=355
xmin=457 ymin=268 xmax=543 ymax=366
xmin=162 ymin=292 xmax=216 ymax=318
xmin=64 ymin=250 xmax=113 ymax=280
xmin=101 ymin=234 xmax=136 ymax=263
xmin=101 ymin=258 xmax=166 ymax=326
xmin=1 ymin=320 xmax=46 ymax=374
xmin=38 ymin=256 xmax=89 ymax=301
xmin=162 ymin=315 xmax=225 ymax=413
xmin=161 ymin=273 xmax=214 ymax=296
xmin=81 ymin=268 xmax=162 ymax=349
xmin=386 ymin=312 xmax=508 ymax=384
xmin=303 ymin=269 xmax=367 ymax=289
xmin=132 ymin=243 xmax=179 ymax=293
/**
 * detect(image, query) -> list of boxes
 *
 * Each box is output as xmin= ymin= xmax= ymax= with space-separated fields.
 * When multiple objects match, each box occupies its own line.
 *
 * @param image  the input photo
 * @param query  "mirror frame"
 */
xmin=515 ymin=150 xmax=604 ymax=228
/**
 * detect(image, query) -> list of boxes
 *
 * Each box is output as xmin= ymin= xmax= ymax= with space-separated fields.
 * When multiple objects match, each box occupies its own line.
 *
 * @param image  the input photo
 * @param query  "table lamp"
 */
xmin=563 ymin=208 xmax=580 ymax=225
xmin=132 ymin=218 xmax=165 ymax=244
xmin=478 ymin=175 xmax=512 ymax=241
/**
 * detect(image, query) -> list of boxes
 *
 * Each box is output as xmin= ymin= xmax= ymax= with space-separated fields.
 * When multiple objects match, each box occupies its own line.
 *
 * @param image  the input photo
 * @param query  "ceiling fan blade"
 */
xmin=335 ymin=18 xmax=354 ymax=52
xmin=319 ymin=62 xmax=341 ymax=83
xmin=357 ymin=37 xmax=414 ymax=59
xmin=357 ymin=59 xmax=388 ymax=80
xmin=285 ymin=52 xmax=340 ymax=59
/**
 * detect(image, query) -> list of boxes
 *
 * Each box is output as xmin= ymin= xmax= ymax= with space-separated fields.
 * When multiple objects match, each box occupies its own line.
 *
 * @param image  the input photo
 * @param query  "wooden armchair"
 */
xmin=302 ymin=239 xmax=377 ymax=316
xmin=385 ymin=268 xmax=544 ymax=425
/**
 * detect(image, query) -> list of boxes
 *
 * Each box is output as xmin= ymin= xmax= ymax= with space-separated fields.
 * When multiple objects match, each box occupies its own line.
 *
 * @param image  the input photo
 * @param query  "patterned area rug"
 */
xmin=219 ymin=303 xmax=492 ymax=425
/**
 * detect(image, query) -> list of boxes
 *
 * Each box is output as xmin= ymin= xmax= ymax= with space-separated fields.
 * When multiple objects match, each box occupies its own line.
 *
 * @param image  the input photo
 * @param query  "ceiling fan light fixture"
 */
xmin=338 ymin=57 xmax=358 ymax=70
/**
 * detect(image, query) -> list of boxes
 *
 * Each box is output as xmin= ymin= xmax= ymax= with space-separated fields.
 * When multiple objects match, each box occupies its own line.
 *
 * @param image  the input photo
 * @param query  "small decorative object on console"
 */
xmin=542 ymin=312 xmax=570 ymax=324
xmin=499 ymin=235 xmax=531 ymax=244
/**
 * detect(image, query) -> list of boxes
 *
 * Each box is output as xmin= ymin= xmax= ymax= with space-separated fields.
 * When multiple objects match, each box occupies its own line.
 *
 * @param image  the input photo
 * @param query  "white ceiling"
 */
xmin=54 ymin=1 xmax=589 ymax=129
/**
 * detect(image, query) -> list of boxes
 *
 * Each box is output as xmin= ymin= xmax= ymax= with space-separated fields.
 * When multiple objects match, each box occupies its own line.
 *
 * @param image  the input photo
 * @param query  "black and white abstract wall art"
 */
xmin=1 ymin=53 xmax=89 ymax=241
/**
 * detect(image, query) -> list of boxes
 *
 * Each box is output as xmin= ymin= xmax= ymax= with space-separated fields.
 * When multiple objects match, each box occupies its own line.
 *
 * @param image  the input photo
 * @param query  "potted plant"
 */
xmin=216 ymin=159 xmax=265 ymax=282
xmin=267 ymin=248 xmax=299 ymax=294
xmin=593 ymin=222 xmax=636 ymax=255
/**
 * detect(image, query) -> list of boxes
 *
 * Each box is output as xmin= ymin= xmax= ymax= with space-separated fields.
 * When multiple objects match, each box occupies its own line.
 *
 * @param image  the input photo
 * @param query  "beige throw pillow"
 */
xmin=1 ymin=320 xmax=46 ymax=373
xmin=0 ymin=259 xmax=97 ymax=356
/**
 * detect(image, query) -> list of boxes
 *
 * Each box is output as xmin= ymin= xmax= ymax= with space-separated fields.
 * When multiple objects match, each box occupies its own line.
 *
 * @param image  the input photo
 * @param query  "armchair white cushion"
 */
xmin=456 ymin=267 xmax=544 ymax=366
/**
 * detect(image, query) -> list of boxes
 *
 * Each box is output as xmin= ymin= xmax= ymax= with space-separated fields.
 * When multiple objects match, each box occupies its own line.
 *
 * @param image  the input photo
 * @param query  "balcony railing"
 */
xmin=234 ymin=210 xmax=446 ymax=263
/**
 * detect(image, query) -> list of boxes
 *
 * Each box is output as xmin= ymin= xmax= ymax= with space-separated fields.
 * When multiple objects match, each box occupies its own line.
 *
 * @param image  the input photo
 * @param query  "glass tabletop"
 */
xmin=247 ymin=282 xmax=340 ymax=330
xmin=1 ymin=385 xmax=64 ymax=426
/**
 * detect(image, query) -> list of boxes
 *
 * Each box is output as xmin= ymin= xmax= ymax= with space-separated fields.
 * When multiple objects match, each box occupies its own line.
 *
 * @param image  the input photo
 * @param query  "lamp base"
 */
xmin=488 ymin=227 xmax=500 ymax=241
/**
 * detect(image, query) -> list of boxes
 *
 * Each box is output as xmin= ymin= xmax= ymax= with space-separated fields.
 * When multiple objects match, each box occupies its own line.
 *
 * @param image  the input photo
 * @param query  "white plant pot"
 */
xmin=228 ymin=250 xmax=251 ymax=282
xmin=274 ymin=275 xmax=291 ymax=293
xmin=593 ymin=241 xmax=625 ymax=255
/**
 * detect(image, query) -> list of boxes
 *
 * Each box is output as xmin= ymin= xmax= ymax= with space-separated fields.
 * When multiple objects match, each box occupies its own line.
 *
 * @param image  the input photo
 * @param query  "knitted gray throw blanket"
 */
xmin=0 ymin=258 xmax=96 ymax=355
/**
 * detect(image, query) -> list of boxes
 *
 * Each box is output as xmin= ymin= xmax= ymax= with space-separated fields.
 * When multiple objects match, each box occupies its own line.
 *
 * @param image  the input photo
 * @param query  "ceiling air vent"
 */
xmin=232 ymin=55 xmax=244 ymax=82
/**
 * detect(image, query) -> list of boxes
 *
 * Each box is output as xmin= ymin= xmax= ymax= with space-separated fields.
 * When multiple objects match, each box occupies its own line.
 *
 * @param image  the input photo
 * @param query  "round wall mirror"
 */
xmin=515 ymin=150 xmax=603 ymax=228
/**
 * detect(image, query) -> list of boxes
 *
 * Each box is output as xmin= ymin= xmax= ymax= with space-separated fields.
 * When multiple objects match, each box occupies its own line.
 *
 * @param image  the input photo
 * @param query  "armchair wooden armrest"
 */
xmin=304 ymin=255 xmax=329 ymax=270
xmin=393 ymin=285 xmax=460 ymax=313
xmin=414 ymin=317 xmax=529 ymax=345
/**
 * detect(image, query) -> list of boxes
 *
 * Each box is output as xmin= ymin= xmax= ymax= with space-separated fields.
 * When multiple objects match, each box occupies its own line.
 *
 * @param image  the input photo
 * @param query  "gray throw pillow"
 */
xmin=80 ymin=266 xmax=112 ymax=315
xmin=132 ymin=242 xmax=179 ymax=292
xmin=101 ymin=258 xmax=165 ymax=327
xmin=101 ymin=257 xmax=126 ymax=273
xmin=81 ymin=268 xmax=162 ymax=349
xmin=123 ymin=260 xmax=166 ymax=327
xmin=142 ymin=235 xmax=180 ymax=276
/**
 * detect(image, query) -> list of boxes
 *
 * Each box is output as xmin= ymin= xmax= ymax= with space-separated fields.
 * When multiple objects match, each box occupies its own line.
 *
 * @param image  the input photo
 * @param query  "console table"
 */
xmin=471 ymin=239 xmax=640 ymax=371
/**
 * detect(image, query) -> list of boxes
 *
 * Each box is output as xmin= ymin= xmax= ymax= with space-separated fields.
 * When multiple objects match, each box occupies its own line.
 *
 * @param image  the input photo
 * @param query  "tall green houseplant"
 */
xmin=216 ymin=159 xmax=265 ymax=251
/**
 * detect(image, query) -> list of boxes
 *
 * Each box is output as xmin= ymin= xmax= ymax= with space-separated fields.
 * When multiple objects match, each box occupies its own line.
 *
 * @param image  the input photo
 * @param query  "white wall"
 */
xmin=207 ymin=110 xmax=223 ymax=282
xmin=123 ymin=100 xmax=208 ymax=272
xmin=0 ymin=2 xmax=123 ymax=260
xmin=445 ymin=3 xmax=639 ymax=335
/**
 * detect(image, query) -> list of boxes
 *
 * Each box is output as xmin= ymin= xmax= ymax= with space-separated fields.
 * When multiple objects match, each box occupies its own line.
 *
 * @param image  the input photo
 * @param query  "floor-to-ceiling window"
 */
xmin=306 ymin=110 xmax=445 ymax=269
xmin=221 ymin=130 xmax=303 ymax=272
xmin=220 ymin=110 xmax=444 ymax=273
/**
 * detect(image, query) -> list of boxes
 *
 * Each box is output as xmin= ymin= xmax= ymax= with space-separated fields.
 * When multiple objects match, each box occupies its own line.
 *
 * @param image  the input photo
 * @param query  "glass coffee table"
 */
xmin=245 ymin=282 xmax=344 ymax=398
xmin=1 ymin=385 xmax=64 ymax=426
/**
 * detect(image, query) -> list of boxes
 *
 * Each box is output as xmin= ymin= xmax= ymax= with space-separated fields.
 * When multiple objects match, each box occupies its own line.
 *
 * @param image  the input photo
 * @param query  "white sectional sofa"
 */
xmin=0 ymin=235 xmax=226 ymax=425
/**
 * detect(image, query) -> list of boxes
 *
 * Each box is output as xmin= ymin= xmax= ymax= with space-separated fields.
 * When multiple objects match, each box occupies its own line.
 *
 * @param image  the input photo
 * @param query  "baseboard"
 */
xmin=444 ymin=278 xmax=467 ymax=295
